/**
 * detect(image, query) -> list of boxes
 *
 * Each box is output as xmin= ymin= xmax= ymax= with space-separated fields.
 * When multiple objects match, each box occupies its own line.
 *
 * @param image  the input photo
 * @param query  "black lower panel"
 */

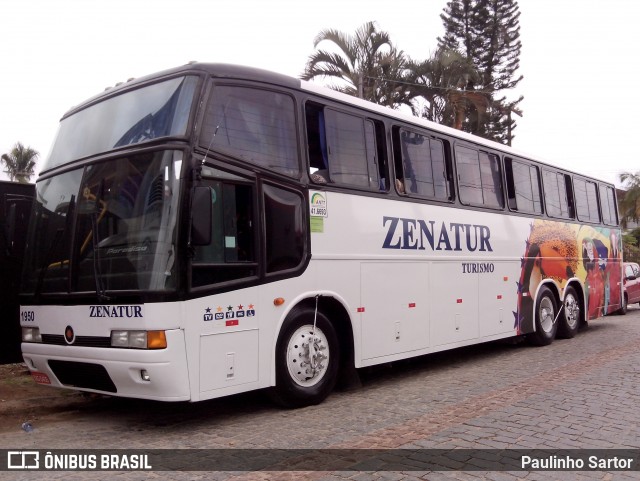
xmin=48 ymin=360 xmax=117 ymax=393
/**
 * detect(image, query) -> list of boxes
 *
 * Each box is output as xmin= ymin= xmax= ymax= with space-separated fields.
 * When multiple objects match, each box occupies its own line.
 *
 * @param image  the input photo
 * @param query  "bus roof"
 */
xmin=61 ymin=62 xmax=609 ymax=186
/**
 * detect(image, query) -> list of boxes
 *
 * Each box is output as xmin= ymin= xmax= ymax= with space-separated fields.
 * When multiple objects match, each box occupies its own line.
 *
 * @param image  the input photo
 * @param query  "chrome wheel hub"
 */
xmin=286 ymin=325 xmax=329 ymax=387
xmin=539 ymin=297 xmax=555 ymax=333
xmin=564 ymin=294 xmax=579 ymax=329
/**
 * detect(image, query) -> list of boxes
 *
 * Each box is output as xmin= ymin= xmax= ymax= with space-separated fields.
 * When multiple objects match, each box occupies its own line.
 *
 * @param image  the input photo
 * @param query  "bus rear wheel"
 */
xmin=271 ymin=307 xmax=339 ymax=408
xmin=617 ymin=293 xmax=628 ymax=315
xmin=557 ymin=286 xmax=581 ymax=338
xmin=528 ymin=286 xmax=558 ymax=346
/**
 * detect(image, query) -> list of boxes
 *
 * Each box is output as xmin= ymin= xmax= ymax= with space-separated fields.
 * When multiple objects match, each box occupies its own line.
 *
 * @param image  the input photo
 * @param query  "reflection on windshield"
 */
xmin=25 ymin=170 xmax=83 ymax=293
xmin=22 ymin=151 xmax=182 ymax=295
xmin=45 ymin=76 xmax=197 ymax=171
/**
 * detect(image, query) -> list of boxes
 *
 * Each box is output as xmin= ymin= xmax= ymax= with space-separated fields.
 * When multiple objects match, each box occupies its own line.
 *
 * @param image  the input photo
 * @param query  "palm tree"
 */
xmin=368 ymin=46 xmax=414 ymax=109
xmin=619 ymin=171 xmax=640 ymax=228
xmin=407 ymin=48 xmax=487 ymax=131
xmin=1 ymin=142 xmax=38 ymax=183
xmin=302 ymin=22 xmax=412 ymax=109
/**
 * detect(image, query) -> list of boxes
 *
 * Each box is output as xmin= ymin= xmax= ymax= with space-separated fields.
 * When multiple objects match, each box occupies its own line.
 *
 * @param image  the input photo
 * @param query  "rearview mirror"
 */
xmin=190 ymin=186 xmax=212 ymax=246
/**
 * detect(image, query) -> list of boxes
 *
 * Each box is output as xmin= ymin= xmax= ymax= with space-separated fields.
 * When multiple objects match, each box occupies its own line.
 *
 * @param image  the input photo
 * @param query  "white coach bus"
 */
xmin=19 ymin=63 xmax=623 ymax=407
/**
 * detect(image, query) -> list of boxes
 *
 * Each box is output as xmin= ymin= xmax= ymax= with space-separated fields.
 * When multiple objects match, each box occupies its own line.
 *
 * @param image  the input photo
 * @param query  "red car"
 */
xmin=620 ymin=262 xmax=640 ymax=313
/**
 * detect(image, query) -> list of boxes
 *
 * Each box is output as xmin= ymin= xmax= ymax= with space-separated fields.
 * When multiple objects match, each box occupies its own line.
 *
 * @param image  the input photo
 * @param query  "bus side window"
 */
xmin=564 ymin=174 xmax=576 ymax=219
xmin=574 ymin=177 xmax=600 ymax=223
xmin=504 ymin=157 xmax=542 ymax=214
xmin=392 ymin=127 xmax=450 ymax=200
xmin=192 ymin=171 xmax=258 ymax=288
xmin=305 ymin=103 xmax=382 ymax=191
xmin=455 ymin=145 xmax=504 ymax=208
xmin=599 ymin=184 xmax=619 ymax=226
xmin=324 ymin=109 xmax=370 ymax=188
xmin=305 ymin=103 xmax=329 ymax=183
xmin=365 ymin=119 xmax=388 ymax=191
xmin=392 ymin=126 xmax=405 ymax=194
xmin=263 ymin=183 xmax=306 ymax=273
xmin=202 ymin=86 xmax=299 ymax=177
xmin=542 ymin=170 xmax=573 ymax=219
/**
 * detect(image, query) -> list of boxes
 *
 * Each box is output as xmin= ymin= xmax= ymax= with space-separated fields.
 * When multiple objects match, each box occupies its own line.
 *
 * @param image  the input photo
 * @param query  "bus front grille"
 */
xmin=41 ymin=334 xmax=111 ymax=348
xmin=48 ymin=360 xmax=117 ymax=393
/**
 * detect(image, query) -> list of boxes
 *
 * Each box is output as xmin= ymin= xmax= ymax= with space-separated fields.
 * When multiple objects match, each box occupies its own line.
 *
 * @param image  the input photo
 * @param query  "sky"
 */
xmin=1 ymin=0 xmax=638 ymax=187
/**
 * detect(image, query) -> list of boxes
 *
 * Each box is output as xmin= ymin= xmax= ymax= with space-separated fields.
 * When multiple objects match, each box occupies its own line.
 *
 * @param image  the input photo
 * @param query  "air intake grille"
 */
xmin=48 ymin=360 xmax=117 ymax=393
xmin=42 ymin=334 xmax=111 ymax=348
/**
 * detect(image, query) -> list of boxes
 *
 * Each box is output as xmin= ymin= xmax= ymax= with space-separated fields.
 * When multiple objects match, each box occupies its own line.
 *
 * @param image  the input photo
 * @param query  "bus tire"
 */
xmin=271 ymin=307 xmax=339 ymax=408
xmin=557 ymin=286 xmax=580 ymax=338
xmin=528 ymin=286 xmax=558 ymax=346
xmin=617 ymin=293 xmax=628 ymax=315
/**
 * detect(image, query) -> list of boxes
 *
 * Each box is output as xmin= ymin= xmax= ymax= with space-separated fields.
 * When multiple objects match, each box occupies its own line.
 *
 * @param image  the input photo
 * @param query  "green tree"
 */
xmin=439 ymin=0 xmax=485 ymax=69
xmin=623 ymin=227 xmax=640 ymax=263
xmin=369 ymin=45 xmax=415 ymax=109
xmin=619 ymin=171 xmax=640 ymax=228
xmin=407 ymin=48 xmax=487 ymax=129
xmin=302 ymin=22 xmax=413 ymax=109
xmin=1 ymin=142 xmax=38 ymax=183
xmin=438 ymin=0 xmax=523 ymax=143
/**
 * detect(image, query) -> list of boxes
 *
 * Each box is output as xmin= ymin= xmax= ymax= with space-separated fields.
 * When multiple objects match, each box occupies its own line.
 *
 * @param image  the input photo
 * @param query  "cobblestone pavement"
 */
xmin=2 ymin=307 xmax=640 ymax=480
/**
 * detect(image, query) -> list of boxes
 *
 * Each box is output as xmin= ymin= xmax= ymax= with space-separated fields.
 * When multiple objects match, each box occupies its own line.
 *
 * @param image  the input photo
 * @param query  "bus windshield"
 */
xmin=45 ymin=76 xmax=198 ymax=171
xmin=22 ymin=150 xmax=182 ymax=296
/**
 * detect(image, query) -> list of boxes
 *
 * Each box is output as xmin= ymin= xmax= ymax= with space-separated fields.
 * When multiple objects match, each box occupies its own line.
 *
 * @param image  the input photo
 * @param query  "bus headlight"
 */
xmin=110 ymin=330 xmax=167 ymax=349
xmin=22 ymin=327 xmax=42 ymax=343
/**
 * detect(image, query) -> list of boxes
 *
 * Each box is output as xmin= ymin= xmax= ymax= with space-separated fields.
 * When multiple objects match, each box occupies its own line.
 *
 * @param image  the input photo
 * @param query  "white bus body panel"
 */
xmin=310 ymin=191 xmax=524 ymax=362
xmin=21 ymin=190 xmax=622 ymax=401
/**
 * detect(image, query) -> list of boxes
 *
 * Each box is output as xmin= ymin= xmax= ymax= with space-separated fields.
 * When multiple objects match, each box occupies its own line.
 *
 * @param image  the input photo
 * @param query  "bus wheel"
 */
xmin=557 ymin=286 xmax=580 ymax=338
xmin=528 ymin=286 xmax=558 ymax=346
xmin=271 ymin=307 xmax=339 ymax=408
xmin=617 ymin=293 xmax=628 ymax=315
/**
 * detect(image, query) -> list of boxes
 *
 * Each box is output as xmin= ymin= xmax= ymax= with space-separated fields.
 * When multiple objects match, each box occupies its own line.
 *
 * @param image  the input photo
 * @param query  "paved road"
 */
xmin=2 ymin=307 xmax=640 ymax=480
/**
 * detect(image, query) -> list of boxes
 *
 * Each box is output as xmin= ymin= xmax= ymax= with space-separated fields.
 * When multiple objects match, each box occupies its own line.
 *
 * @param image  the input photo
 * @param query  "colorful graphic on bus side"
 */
xmin=515 ymin=220 xmax=622 ymax=334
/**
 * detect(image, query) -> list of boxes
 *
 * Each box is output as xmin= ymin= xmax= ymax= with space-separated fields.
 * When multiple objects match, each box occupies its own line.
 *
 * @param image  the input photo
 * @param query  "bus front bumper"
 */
xmin=21 ymin=329 xmax=190 ymax=402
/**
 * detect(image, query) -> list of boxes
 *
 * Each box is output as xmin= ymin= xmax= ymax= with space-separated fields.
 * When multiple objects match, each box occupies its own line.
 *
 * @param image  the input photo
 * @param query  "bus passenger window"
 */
xmin=305 ymin=103 xmax=328 ymax=183
xmin=455 ymin=145 xmax=503 ymax=208
xmin=201 ymin=86 xmax=299 ymax=177
xmin=600 ymin=184 xmax=618 ymax=226
xmin=504 ymin=158 xmax=542 ymax=214
xmin=364 ymin=120 xmax=381 ymax=190
xmin=574 ymin=178 xmax=600 ymax=223
xmin=263 ymin=183 xmax=306 ymax=273
xmin=305 ymin=103 xmax=382 ymax=190
xmin=542 ymin=170 xmax=573 ymax=219
xmin=393 ymin=127 xmax=450 ymax=200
